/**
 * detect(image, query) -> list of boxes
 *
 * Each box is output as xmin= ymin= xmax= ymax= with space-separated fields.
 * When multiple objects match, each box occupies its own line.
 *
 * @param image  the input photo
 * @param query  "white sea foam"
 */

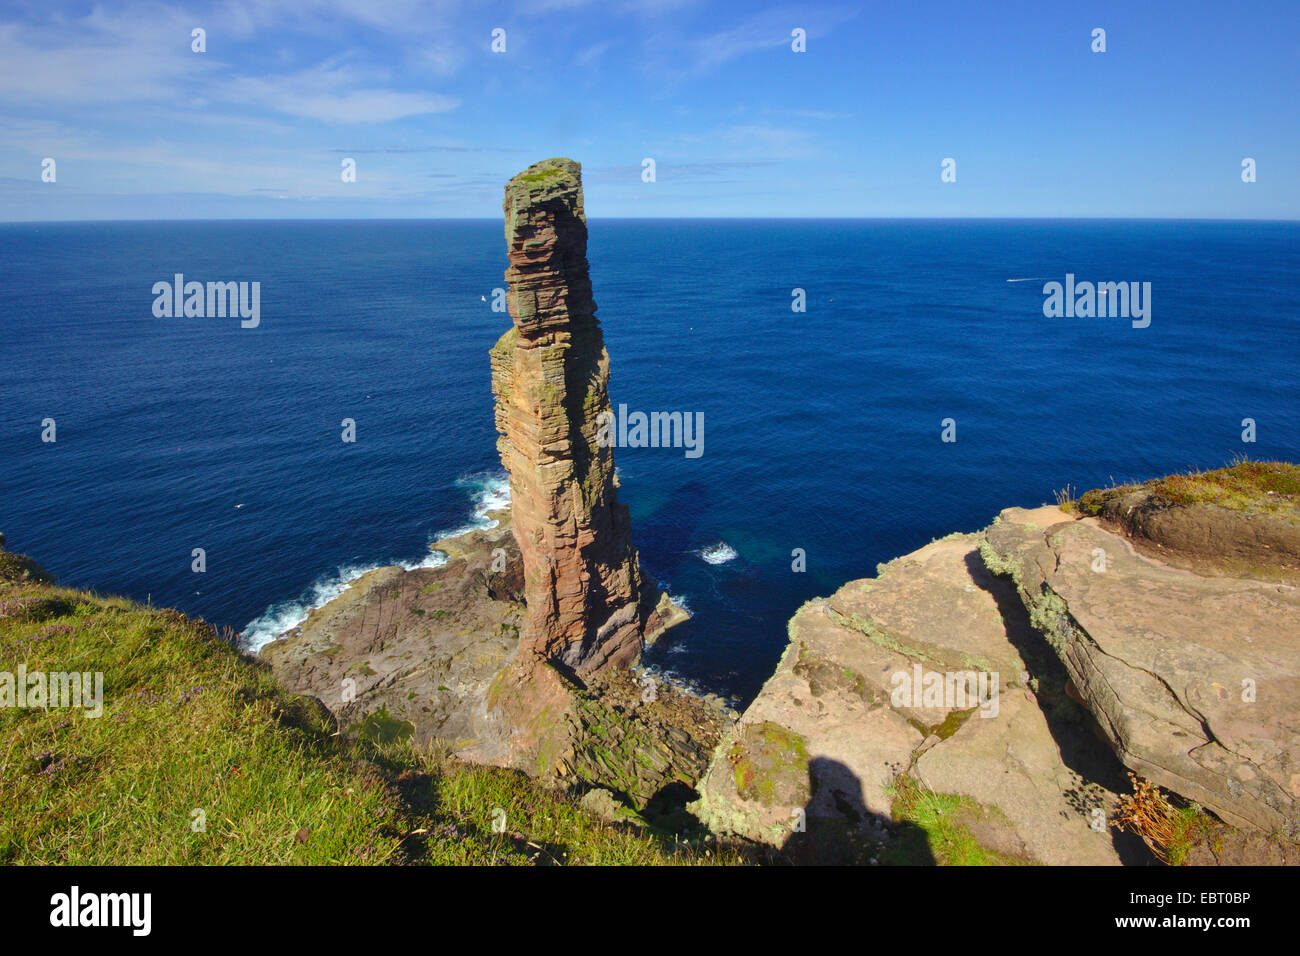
xmin=697 ymin=541 xmax=738 ymax=565
xmin=638 ymin=663 xmax=736 ymax=711
xmin=239 ymin=472 xmax=510 ymax=654
xmin=396 ymin=550 xmax=451 ymax=572
xmin=240 ymin=563 xmax=383 ymax=653
xmin=436 ymin=471 xmax=511 ymax=537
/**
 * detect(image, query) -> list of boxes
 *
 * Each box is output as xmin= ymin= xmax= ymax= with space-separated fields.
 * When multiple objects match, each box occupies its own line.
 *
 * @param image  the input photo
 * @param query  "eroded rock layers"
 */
xmin=693 ymin=501 xmax=1300 ymax=864
xmin=490 ymin=158 xmax=651 ymax=678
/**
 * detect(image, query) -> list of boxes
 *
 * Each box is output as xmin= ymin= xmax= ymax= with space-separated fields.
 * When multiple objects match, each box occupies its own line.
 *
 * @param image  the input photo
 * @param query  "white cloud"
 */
xmin=574 ymin=40 xmax=612 ymax=68
xmin=220 ymin=70 xmax=458 ymax=122
xmin=677 ymin=123 xmax=820 ymax=160
xmin=0 ymin=1 xmax=465 ymax=115
xmin=0 ymin=15 xmax=215 ymax=105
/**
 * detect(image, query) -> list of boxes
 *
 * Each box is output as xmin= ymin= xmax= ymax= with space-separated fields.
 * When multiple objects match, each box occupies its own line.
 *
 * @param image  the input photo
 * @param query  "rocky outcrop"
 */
xmin=692 ymin=524 xmax=1134 ymax=864
xmin=0 ymin=534 xmax=54 ymax=586
xmin=490 ymin=158 xmax=661 ymax=679
xmin=695 ymin=488 xmax=1300 ymax=863
xmin=260 ymin=506 xmax=728 ymax=807
xmin=263 ymin=158 xmax=709 ymax=812
xmin=984 ymin=506 xmax=1300 ymax=838
xmin=259 ymin=512 xmax=524 ymax=764
xmin=561 ymin=667 xmax=731 ymax=813
xmin=1083 ymin=487 xmax=1300 ymax=584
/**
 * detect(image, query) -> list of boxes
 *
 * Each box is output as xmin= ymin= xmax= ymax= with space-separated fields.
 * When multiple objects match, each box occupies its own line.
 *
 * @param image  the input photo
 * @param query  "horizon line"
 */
xmin=3 ymin=216 xmax=1298 ymax=225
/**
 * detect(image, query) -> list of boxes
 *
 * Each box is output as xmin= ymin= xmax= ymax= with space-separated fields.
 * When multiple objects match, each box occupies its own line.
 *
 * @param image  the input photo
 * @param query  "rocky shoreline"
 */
xmin=258 ymin=471 xmax=1300 ymax=863
xmin=259 ymin=505 xmax=730 ymax=826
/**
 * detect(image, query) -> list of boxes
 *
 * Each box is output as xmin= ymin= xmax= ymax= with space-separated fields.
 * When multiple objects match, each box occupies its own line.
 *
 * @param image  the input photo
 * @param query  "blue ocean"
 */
xmin=2 ymin=219 xmax=1297 ymax=704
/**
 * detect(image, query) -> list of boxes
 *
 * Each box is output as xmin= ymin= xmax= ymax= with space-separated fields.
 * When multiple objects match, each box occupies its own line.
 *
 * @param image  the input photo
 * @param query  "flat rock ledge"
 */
xmin=984 ymin=507 xmax=1300 ymax=838
xmin=693 ymin=503 xmax=1300 ymax=863
xmin=258 ymin=513 xmax=525 ymax=764
xmin=691 ymin=522 xmax=1133 ymax=864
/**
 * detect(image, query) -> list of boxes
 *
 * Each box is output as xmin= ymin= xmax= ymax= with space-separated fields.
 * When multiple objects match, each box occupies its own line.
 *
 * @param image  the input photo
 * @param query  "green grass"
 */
xmin=0 ymin=551 xmax=743 ymax=866
xmin=886 ymin=775 xmax=1032 ymax=866
xmin=1078 ymin=459 xmax=1300 ymax=517
xmin=513 ymin=158 xmax=576 ymax=184
xmin=1164 ymin=804 xmax=1220 ymax=867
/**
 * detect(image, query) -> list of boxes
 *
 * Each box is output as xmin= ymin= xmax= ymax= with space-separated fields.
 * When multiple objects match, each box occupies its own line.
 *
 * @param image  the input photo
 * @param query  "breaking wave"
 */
xmin=697 ymin=541 xmax=738 ymax=565
xmin=437 ymin=471 xmax=511 ymax=537
xmin=238 ymin=471 xmax=511 ymax=654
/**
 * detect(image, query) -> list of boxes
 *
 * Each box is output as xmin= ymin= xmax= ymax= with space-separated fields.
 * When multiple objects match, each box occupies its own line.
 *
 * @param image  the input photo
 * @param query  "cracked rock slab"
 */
xmin=693 ymin=531 xmax=1129 ymax=863
xmin=915 ymin=689 xmax=1123 ymax=865
xmin=984 ymin=508 xmax=1300 ymax=837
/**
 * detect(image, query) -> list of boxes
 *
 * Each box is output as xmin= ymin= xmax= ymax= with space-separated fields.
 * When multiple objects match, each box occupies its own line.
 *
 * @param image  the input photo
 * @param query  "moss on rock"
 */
xmin=727 ymin=721 xmax=810 ymax=807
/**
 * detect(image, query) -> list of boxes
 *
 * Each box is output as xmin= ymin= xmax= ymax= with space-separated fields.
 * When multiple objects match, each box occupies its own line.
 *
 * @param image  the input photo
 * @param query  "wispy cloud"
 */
xmin=0 ymin=14 xmax=214 ymax=105
xmin=587 ymin=160 xmax=773 ymax=183
xmin=328 ymin=145 xmax=525 ymax=154
xmin=762 ymin=107 xmax=853 ymax=121
xmin=573 ymin=40 xmax=613 ymax=68
xmin=219 ymin=67 xmax=458 ymax=123
xmin=644 ymin=4 xmax=858 ymax=80
xmin=676 ymin=123 xmax=820 ymax=161
xmin=3 ymin=0 xmax=1289 ymax=219
xmin=0 ymin=1 xmax=464 ymax=115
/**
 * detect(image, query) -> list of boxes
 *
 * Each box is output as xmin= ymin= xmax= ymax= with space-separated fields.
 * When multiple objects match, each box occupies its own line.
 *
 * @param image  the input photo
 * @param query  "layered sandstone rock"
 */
xmin=984 ymin=506 xmax=1300 ymax=838
xmin=490 ymin=157 xmax=658 ymax=678
xmin=561 ymin=667 xmax=731 ymax=812
xmin=1083 ymin=487 xmax=1300 ymax=584
xmin=691 ymin=527 xmax=1133 ymax=864
xmin=266 ymin=159 xmax=706 ymax=800
xmin=695 ymin=488 xmax=1300 ymax=863
xmin=259 ymin=512 xmax=525 ymax=764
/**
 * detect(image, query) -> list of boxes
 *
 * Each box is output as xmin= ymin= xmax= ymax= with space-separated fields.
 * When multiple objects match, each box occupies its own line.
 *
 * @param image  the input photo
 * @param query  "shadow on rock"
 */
xmin=780 ymin=757 xmax=935 ymax=865
xmin=963 ymin=550 xmax=1155 ymax=865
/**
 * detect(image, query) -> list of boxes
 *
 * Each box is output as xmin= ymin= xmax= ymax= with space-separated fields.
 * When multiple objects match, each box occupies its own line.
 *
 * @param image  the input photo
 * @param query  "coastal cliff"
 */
xmin=6 ymin=457 xmax=1296 ymax=865
xmin=258 ymin=159 xmax=709 ymax=812
xmin=13 ymin=155 xmax=1288 ymax=865
xmin=692 ymin=463 xmax=1300 ymax=865
xmin=254 ymin=160 xmax=1299 ymax=864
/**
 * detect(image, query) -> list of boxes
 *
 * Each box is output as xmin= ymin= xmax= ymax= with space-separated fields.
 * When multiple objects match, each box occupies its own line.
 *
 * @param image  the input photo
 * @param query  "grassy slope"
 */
xmin=1078 ymin=459 xmax=1300 ymax=517
xmin=0 ymin=550 xmax=740 ymax=865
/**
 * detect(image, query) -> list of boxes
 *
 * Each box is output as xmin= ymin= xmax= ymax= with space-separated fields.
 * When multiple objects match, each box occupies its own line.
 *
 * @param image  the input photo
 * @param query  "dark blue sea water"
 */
xmin=2 ymin=220 xmax=1297 ymax=704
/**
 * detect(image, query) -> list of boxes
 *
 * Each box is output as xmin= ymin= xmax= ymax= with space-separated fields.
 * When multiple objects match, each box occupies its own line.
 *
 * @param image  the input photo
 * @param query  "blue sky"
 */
xmin=1 ymin=0 xmax=1296 ymax=219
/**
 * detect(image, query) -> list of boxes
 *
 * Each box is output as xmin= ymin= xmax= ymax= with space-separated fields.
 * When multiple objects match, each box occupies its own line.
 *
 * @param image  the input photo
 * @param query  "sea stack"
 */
xmin=490 ymin=158 xmax=655 ymax=678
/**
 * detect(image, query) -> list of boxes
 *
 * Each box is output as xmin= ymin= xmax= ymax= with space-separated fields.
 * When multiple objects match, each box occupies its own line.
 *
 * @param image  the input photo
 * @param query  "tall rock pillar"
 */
xmin=490 ymin=157 xmax=651 ymax=678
